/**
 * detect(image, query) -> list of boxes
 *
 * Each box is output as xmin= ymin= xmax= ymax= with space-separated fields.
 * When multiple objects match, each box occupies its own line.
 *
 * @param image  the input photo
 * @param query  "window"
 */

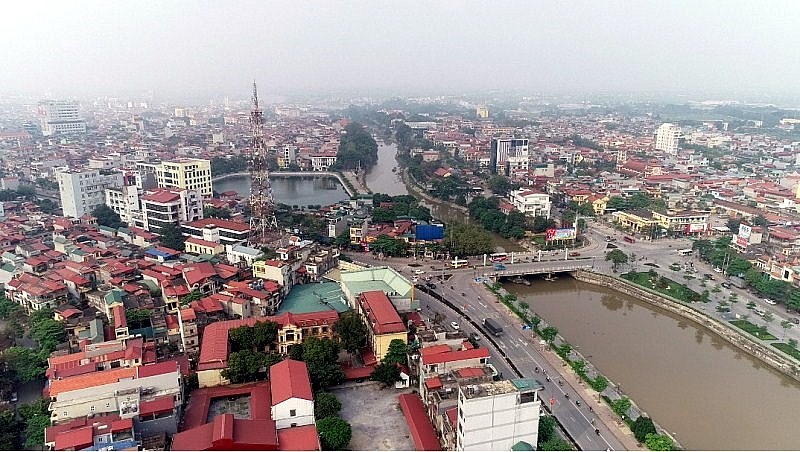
xmin=290 ymin=409 xmax=296 ymax=417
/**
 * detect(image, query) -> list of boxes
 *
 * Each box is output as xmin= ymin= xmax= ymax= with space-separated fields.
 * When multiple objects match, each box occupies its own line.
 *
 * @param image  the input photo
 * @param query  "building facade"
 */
xmin=141 ymin=188 xmax=203 ymax=233
xmin=491 ymin=138 xmax=529 ymax=175
xmin=39 ymin=100 xmax=86 ymax=136
xmin=509 ymin=189 xmax=551 ymax=218
xmin=57 ymin=168 xmax=123 ymax=218
xmin=655 ymin=123 xmax=681 ymax=155
xmin=147 ymin=158 xmax=213 ymax=197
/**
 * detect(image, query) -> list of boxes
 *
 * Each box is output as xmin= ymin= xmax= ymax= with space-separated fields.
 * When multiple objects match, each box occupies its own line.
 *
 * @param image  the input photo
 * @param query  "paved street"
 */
xmin=348 ymin=251 xmax=637 ymax=451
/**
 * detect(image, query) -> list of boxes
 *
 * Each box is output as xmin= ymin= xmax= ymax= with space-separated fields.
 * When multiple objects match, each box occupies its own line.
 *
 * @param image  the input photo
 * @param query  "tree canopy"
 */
xmin=632 ymin=416 xmax=657 ymax=443
xmin=605 ymin=249 xmax=629 ymax=271
xmin=468 ymin=196 xmax=528 ymax=239
xmin=317 ymin=416 xmax=352 ymax=450
xmin=370 ymin=362 xmax=402 ymax=387
xmin=337 ymin=123 xmax=378 ymax=170
xmin=157 ymin=223 xmax=185 ymax=251
xmin=92 ymin=204 xmax=126 ymax=229
xmin=443 ymin=223 xmax=495 ymax=257
xmin=221 ymin=350 xmax=282 ymax=384
xmin=314 ymin=392 xmax=342 ymax=421
xmin=298 ymin=337 xmax=345 ymax=389
xmin=382 ymin=339 xmax=408 ymax=366
xmin=333 ymin=311 xmax=368 ymax=355
xmin=210 ymin=155 xmax=249 ymax=177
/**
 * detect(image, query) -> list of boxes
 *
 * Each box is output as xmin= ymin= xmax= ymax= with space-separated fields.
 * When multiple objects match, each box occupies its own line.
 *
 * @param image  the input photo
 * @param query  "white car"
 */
xmin=764 ymin=299 xmax=777 ymax=305
xmin=713 ymin=267 xmax=723 ymax=273
xmin=414 ymin=269 xmax=425 ymax=275
xmin=450 ymin=321 xmax=460 ymax=330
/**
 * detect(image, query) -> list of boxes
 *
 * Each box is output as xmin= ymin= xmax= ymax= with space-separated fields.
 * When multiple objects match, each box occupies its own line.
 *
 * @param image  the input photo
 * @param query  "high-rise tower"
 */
xmin=248 ymin=82 xmax=278 ymax=244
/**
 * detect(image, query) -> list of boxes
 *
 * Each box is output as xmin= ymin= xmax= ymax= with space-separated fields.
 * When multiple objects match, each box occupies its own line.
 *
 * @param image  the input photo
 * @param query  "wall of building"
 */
xmin=272 ymin=398 xmax=315 ymax=429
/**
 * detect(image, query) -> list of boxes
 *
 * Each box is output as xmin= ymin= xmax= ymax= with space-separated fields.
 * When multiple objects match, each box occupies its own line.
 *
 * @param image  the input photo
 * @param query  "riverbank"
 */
xmin=211 ymin=170 xmax=369 ymax=198
xmin=400 ymin=167 xmax=468 ymax=213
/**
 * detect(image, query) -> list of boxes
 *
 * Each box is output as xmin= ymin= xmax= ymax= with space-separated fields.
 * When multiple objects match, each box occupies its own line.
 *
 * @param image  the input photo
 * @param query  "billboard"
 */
xmin=685 ymin=223 xmax=707 ymax=233
xmin=736 ymin=236 xmax=748 ymax=247
xmin=415 ymin=224 xmax=444 ymax=241
xmin=738 ymin=224 xmax=752 ymax=239
xmin=546 ymin=228 xmax=577 ymax=241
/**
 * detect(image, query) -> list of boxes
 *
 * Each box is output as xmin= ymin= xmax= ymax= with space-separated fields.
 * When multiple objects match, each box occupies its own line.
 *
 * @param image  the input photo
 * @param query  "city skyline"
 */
xmin=3 ymin=0 xmax=799 ymax=102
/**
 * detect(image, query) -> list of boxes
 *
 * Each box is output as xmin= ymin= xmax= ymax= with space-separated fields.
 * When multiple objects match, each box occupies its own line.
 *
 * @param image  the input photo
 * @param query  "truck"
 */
xmin=483 ymin=318 xmax=504 ymax=337
xmin=729 ymin=276 xmax=746 ymax=289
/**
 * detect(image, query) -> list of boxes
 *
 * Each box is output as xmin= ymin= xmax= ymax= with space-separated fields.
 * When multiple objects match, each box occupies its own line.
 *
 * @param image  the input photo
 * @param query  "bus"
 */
xmin=677 ymin=248 xmax=693 ymax=256
xmin=623 ymin=236 xmax=636 ymax=243
xmin=450 ymin=258 xmax=470 ymax=269
xmin=490 ymin=252 xmax=508 ymax=263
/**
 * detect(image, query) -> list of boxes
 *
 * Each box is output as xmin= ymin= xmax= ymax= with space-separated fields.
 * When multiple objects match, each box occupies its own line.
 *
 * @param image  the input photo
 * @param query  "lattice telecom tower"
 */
xmin=248 ymin=82 xmax=278 ymax=244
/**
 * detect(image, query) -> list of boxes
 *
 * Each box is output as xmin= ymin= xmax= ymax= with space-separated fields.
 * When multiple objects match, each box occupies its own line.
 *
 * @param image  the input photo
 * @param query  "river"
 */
xmin=368 ymin=141 xmax=524 ymax=252
xmin=213 ymin=175 xmax=349 ymax=207
xmin=507 ymin=277 xmax=800 ymax=450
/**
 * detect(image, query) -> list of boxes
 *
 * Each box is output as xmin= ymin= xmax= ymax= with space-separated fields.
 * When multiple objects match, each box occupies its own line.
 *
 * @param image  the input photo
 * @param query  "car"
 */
xmin=569 ymin=252 xmax=580 ymax=257
xmin=713 ymin=267 xmax=723 ymax=273
xmin=721 ymin=282 xmax=732 ymax=289
xmin=469 ymin=332 xmax=481 ymax=342
xmin=10 ymin=392 xmax=17 ymax=403
xmin=764 ymin=299 xmax=777 ymax=305
xmin=450 ymin=321 xmax=460 ymax=330
xmin=414 ymin=269 xmax=425 ymax=275
xmin=791 ymin=317 xmax=800 ymax=325
xmin=703 ymin=273 xmax=714 ymax=279
xmin=426 ymin=282 xmax=437 ymax=289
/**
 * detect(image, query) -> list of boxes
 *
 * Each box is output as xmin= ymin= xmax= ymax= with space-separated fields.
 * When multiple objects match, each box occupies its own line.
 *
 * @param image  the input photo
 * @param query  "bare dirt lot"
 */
xmin=331 ymin=382 xmax=415 ymax=451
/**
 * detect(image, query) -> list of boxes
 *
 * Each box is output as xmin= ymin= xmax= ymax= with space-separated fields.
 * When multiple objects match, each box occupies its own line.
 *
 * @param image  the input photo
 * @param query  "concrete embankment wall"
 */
xmin=574 ymin=270 xmax=800 ymax=382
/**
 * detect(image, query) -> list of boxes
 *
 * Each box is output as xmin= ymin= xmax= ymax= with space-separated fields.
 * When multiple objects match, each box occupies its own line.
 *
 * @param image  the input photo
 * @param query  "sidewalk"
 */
xmin=537 ymin=345 xmax=642 ymax=451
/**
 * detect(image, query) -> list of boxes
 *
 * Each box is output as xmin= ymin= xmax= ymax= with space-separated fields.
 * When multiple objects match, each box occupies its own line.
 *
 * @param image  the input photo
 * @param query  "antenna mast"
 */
xmin=248 ymin=81 xmax=278 ymax=245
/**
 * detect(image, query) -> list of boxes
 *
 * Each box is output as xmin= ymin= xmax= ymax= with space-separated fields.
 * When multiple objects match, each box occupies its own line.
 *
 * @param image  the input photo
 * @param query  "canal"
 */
xmin=507 ymin=277 xmax=800 ymax=450
xmin=369 ymin=140 xmax=524 ymax=252
xmin=213 ymin=175 xmax=348 ymax=207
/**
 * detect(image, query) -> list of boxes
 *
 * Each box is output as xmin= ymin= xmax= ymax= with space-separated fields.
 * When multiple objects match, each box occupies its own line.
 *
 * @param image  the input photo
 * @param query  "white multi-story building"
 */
xmin=141 ymin=188 xmax=203 ymax=233
xmin=57 ymin=168 xmax=124 ymax=218
xmin=456 ymin=379 xmax=541 ymax=451
xmin=38 ymin=100 xmax=86 ymax=136
xmin=491 ymin=138 xmax=529 ymax=175
xmin=138 ymin=158 xmax=213 ymax=197
xmin=509 ymin=189 xmax=551 ymax=218
xmin=278 ymin=145 xmax=297 ymax=168
xmin=655 ymin=123 xmax=681 ymax=155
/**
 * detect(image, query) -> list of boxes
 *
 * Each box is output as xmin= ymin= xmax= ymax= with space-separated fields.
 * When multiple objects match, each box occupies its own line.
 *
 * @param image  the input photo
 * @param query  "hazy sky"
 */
xmin=3 ymin=0 xmax=799 ymax=100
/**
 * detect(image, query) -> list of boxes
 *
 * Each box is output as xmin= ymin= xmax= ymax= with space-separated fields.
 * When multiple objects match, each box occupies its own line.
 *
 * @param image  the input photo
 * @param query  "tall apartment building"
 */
xmin=655 ymin=123 xmax=681 ymax=155
xmin=138 ymin=159 xmax=213 ymax=197
xmin=277 ymin=145 xmax=297 ymax=169
xmin=57 ymin=168 xmax=123 ymax=218
xmin=106 ymin=172 xmax=146 ymax=228
xmin=491 ymin=138 xmax=529 ymax=175
xmin=141 ymin=188 xmax=203 ymax=233
xmin=456 ymin=379 xmax=541 ymax=451
xmin=509 ymin=188 xmax=551 ymax=218
xmin=38 ymin=100 xmax=87 ymax=136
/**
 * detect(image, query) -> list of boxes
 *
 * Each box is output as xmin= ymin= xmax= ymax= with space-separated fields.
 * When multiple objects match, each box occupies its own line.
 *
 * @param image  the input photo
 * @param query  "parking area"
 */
xmin=331 ymin=382 xmax=415 ymax=451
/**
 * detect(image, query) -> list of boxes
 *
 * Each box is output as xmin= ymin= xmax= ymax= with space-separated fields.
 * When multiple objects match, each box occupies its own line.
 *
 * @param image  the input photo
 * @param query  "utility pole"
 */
xmin=248 ymin=82 xmax=278 ymax=245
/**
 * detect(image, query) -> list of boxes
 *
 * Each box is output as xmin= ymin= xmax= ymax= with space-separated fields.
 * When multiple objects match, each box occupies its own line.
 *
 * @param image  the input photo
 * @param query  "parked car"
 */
xmin=721 ymin=282 xmax=732 ymax=289
xmin=713 ymin=267 xmax=723 ymax=273
xmin=469 ymin=332 xmax=481 ymax=342
xmin=569 ymin=252 xmax=581 ymax=257
xmin=764 ymin=299 xmax=777 ymax=305
xmin=414 ymin=269 xmax=425 ymax=275
xmin=426 ymin=282 xmax=437 ymax=289
xmin=450 ymin=321 xmax=460 ymax=330
xmin=791 ymin=317 xmax=800 ymax=325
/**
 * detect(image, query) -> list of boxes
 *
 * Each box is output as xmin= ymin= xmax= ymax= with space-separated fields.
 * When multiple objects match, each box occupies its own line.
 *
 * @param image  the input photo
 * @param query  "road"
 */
xmin=349 ymin=251 xmax=636 ymax=451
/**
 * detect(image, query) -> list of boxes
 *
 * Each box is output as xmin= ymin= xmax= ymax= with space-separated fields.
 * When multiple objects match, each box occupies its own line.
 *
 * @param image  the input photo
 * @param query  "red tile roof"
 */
xmin=141 ymin=188 xmax=182 ymax=204
xmin=197 ymin=311 xmax=339 ymax=371
xmin=171 ymin=414 xmax=278 ymax=451
xmin=359 ymin=290 xmax=405 ymax=335
xmin=398 ymin=393 xmax=441 ymax=451
xmin=270 ymin=360 xmax=313 ymax=404
xmin=277 ymin=425 xmax=320 ymax=451
xmin=185 ymin=217 xmax=251 ymax=232
xmin=420 ymin=347 xmax=490 ymax=365
xmin=139 ymin=394 xmax=175 ymax=416
xmin=54 ymin=426 xmax=93 ymax=451
xmin=182 ymin=382 xmax=272 ymax=430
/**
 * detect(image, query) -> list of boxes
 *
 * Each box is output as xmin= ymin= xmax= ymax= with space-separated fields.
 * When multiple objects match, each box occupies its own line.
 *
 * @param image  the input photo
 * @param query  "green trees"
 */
xmin=300 ymin=337 xmax=345 ymax=389
xmin=228 ymin=321 xmax=279 ymax=352
xmin=203 ymin=206 xmax=231 ymax=219
xmin=632 ymin=416 xmax=657 ymax=442
xmin=610 ymin=397 xmax=632 ymax=418
xmin=382 ymin=339 xmax=408 ymax=366
xmin=467 ymin=196 xmax=528 ymax=239
xmin=333 ymin=311 xmax=368 ymax=355
xmin=337 ymin=123 xmax=378 ymax=170
xmin=537 ymin=415 xmax=557 ymax=446
xmin=221 ymin=350 xmax=282 ymax=384
xmin=158 ymin=223 xmax=185 ymax=251
xmin=30 ymin=317 xmax=66 ymax=353
xmin=370 ymin=362 xmax=402 ymax=387
xmin=644 ymin=433 xmax=675 ymax=451
xmin=0 ymin=410 xmax=20 ymax=450
xmin=540 ymin=326 xmax=559 ymax=343
xmin=19 ymin=398 xmax=50 ymax=449
xmin=314 ymin=392 xmax=342 ymax=421
xmin=538 ymin=437 xmax=574 ymax=451
xmin=3 ymin=347 xmax=47 ymax=384
xmin=371 ymin=235 xmax=409 ymax=257
xmin=605 ymin=249 xmax=629 ymax=271
xmin=488 ymin=175 xmax=517 ymax=196
xmin=210 ymin=155 xmax=249 ymax=176
xmin=317 ymin=416 xmax=352 ymax=450
xmin=91 ymin=204 xmax=126 ymax=229
xmin=443 ymin=223 xmax=494 ymax=257
xmin=370 ymin=194 xmax=432 ymax=223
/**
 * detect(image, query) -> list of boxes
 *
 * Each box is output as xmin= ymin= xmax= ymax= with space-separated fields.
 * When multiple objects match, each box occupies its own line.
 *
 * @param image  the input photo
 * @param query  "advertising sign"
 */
xmin=545 ymin=228 xmax=577 ymax=241
xmin=736 ymin=236 xmax=748 ymax=247
xmin=739 ymin=224 xmax=752 ymax=239
xmin=685 ymin=223 xmax=707 ymax=233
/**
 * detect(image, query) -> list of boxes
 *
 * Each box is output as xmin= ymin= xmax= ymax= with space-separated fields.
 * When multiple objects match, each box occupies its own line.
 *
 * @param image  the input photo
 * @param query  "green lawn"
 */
xmin=730 ymin=319 xmax=777 ymax=341
xmin=622 ymin=271 xmax=700 ymax=302
xmin=772 ymin=343 xmax=800 ymax=360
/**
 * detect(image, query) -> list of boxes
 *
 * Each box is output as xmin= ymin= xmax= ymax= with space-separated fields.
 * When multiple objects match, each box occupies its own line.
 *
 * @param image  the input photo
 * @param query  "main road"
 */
xmin=346 ymin=249 xmax=637 ymax=451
